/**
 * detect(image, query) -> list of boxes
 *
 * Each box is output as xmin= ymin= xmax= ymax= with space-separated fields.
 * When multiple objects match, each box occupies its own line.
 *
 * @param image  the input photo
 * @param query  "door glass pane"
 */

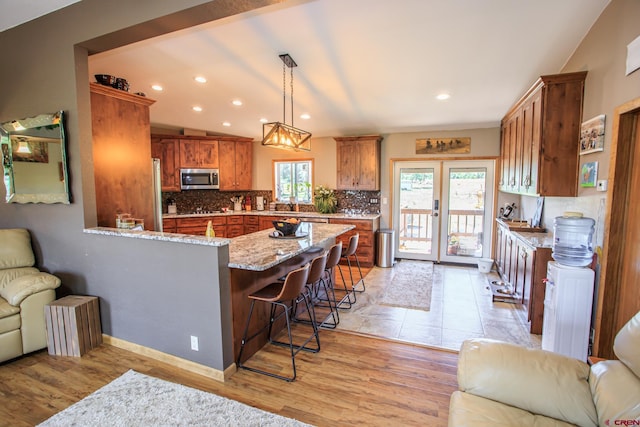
xmin=446 ymin=168 xmax=486 ymax=258
xmin=398 ymin=168 xmax=434 ymax=255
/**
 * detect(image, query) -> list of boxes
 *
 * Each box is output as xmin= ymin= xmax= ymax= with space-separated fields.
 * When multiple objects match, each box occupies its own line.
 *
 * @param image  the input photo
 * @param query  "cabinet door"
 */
xmin=515 ymin=242 xmax=533 ymax=306
xmin=356 ymin=139 xmax=380 ymax=190
xmin=218 ymin=140 xmax=236 ymax=191
xmin=151 ymin=138 xmax=180 ymax=192
xmin=179 ymin=140 xmax=200 ymax=168
xmin=495 ymin=224 xmax=505 ymax=275
xmin=520 ymin=90 xmax=542 ymax=195
xmin=198 ymin=140 xmax=219 ymax=168
xmin=234 ymin=141 xmax=253 ymax=190
xmin=336 ymin=140 xmax=357 ymax=189
xmin=506 ymin=112 xmax=520 ymax=192
xmin=499 ymin=123 xmax=509 ymax=192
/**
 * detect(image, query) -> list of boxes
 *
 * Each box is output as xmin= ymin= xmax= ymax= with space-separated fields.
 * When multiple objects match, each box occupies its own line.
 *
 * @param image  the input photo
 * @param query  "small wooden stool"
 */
xmin=44 ymin=295 xmax=102 ymax=357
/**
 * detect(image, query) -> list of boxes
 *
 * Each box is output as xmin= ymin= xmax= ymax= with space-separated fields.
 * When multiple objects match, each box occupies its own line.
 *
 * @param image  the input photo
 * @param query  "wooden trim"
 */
xmin=151 ymin=133 xmax=253 ymax=142
xmin=333 ymin=135 xmax=382 ymax=142
xmin=102 ymin=334 xmax=235 ymax=382
xmin=89 ymin=82 xmax=155 ymax=106
xmin=593 ymin=96 xmax=640 ymax=358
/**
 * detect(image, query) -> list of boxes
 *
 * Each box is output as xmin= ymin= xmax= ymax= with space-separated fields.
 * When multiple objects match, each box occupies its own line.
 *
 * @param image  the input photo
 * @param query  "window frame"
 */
xmin=272 ymin=158 xmax=314 ymax=204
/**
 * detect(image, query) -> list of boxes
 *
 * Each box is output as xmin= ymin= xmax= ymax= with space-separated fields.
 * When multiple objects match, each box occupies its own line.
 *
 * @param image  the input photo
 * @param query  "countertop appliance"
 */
xmin=180 ymin=168 xmax=219 ymax=190
xmin=542 ymin=261 xmax=595 ymax=360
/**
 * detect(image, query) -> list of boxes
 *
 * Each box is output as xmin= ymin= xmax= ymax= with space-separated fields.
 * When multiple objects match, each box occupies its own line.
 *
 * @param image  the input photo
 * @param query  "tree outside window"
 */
xmin=273 ymin=159 xmax=313 ymax=203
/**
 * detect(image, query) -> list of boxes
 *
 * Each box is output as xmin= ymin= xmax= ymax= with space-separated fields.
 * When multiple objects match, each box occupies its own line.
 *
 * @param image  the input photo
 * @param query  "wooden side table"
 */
xmin=44 ymin=295 xmax=102 ymax=357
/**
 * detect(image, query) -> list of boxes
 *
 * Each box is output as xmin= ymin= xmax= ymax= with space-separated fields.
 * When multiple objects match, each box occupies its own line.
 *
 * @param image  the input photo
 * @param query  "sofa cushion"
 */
xmin=457 ymin=339 xmax=598 ymax=427
xmin=613 ymin=310 xmax=640 ymax=378
xmin=0 ymin=298 xmax=20 ymax=333
xmin=449 ymin=391 xmax=575 ymax=427
xmin=0 ymin=229 xmax=35 ymax=270
xmin=590 ymin=360 xmax=640 ymax=426
xmin=0 ymin=272 xmax=61 ymax=306
xmin=0 ymin=267 xmax=40 ymax=289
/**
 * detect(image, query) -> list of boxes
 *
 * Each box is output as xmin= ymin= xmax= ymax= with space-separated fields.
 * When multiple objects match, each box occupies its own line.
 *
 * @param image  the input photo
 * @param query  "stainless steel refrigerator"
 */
xmin=152 ymin=158 xmax=163 ymax=232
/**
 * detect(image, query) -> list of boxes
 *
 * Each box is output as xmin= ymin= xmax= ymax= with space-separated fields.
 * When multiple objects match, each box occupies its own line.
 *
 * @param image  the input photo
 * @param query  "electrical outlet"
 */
xmin=596 ymin=179 xmax=607 ymax=192
xmin=382 ymin=197 xmax=388 ymax=205
xmin=190 ymin=335 xmax=199 ymax=351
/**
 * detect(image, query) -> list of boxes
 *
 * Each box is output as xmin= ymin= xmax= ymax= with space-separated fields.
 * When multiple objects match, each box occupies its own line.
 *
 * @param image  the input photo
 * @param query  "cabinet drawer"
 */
xmin=244 ymin=215 xmax=259 ymax=225
xmin=330 ymin=218 xmax=373 ymax=231
xmin=162 ymin=218 xmax=177 ymax=233
xmin=227 ymin=215 xmax=243 ymax=225
xmin=227 ymin=225 xmax=243 ymax=238
xmin=244 ymin=225 xmax=260 ymax=234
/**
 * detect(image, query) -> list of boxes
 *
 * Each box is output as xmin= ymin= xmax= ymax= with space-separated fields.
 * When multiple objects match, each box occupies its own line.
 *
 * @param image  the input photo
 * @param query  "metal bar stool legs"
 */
xmin=339 ymin=233 xmax=366 ymax=304
xmin=237 ymin=264 xmax=319 ymax=382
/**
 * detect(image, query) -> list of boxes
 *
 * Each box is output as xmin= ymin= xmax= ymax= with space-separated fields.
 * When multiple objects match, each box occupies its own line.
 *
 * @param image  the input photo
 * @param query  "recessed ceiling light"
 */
xmin=259 ymin=118 xmax=268 ymax=123
xmin=192 ymin=106 xmax=203 ymax=112
xmin=300 ymin=113 xmax=311 ymax=120
xmin=151 ymin=84 xmax=163 ymax=91
xmin=436 ymin=93 xmax=451 ymax=100
xmin=222 ymin=122 xmax=231 ymax=127
xmin=232 ymin=99 xmax=243 ymax=106
xmin=194 ymin=76 xmax=207 ymax=83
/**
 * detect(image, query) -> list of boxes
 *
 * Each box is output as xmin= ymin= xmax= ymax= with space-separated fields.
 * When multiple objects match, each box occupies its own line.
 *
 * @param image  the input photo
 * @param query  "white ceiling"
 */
xmin=6 ymin=0 xmax=611 ymax=141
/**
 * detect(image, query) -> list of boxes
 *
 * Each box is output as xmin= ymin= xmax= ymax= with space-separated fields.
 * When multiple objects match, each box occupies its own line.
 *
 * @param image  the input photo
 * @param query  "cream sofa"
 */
xmin=449 ymin=311 xmax=640 ymax=426
xmin=0 ymin=229 xmax=61 ymax=363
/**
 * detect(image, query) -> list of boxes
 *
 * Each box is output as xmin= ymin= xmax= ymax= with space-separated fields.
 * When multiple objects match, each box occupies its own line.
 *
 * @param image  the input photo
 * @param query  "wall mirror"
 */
xmin=1 ymin=111 xmax=70 ymax=204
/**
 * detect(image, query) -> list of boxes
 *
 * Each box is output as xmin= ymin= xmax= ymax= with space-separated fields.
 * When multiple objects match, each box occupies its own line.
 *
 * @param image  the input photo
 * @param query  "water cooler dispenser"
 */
xmin=541 ymin=213 xmax=596 ymax=361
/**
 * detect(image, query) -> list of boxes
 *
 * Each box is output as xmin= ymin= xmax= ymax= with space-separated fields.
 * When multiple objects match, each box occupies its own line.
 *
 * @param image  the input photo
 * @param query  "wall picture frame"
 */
xmin=580 ymin=114 xmax=605 ymax=155
xmin=580 ymin=161 xmax=598 ymax=187
xmin=416 ymin=137 xmax=470 ymax=154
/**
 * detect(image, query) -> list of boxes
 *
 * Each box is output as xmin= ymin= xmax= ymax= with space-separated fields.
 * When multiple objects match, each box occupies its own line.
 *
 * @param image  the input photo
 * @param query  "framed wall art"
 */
xmin=580 ymin=114 xmax=605 ymax=155
xmin=416 ymin=137 xmax=470 ymax=154
xmin=580 ymin=161 xmax=598 ymax=188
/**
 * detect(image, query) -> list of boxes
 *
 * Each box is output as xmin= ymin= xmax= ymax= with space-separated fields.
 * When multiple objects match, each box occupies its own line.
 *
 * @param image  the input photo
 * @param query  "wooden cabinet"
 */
xmin=219 ymin=140 xmax=253 ymax=191
xmin=499 ymin=72 xmax=586 ymax=196
xmin=335 ymin=135 xmax=382 ymax=191
xmin=329 ymin=217 xmax=380 ymax=267
xmin=162 ymin=218 xmax=177 ymax=233
xmin=243 ymin=215 xmax=260 ymax=234
xmin=226 ymin=215 xmax=244 ymax=238
xmin=90 ymin=83 xmax=157 ymax=229
xmin=179 ymin=139 xmax=219 ymax=168
xmin=495 ymin=219 xmax=552 ymax=334
xmin=259 ymin=215 xmax=279 ymax=231
xmin=176 ymin=216 xmax=227 ymax=237
xmin=151 ymin=138 xmax=180 ymax=191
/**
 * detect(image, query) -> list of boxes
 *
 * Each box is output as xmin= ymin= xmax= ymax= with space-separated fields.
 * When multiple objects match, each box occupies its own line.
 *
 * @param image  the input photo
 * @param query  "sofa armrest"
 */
xmin=458 ymin=339 xmax=598 ymax=427
xmin=0 ymin=272 xmax=61 ymax=306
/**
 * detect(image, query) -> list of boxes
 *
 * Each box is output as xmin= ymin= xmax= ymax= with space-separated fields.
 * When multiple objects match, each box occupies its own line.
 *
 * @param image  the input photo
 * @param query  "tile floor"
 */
xmin=332 ymin=260 xmax=542 ymax=352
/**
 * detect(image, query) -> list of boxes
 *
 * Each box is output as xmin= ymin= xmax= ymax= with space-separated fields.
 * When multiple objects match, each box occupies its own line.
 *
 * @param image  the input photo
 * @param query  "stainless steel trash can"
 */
xmin=376 ymin=229 xmax=395 ymax=267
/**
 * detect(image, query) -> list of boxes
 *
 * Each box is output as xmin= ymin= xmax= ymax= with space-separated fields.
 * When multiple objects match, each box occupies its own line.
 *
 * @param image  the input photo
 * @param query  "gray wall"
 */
xmin=0 ymin=0 xmax=280 ymax=372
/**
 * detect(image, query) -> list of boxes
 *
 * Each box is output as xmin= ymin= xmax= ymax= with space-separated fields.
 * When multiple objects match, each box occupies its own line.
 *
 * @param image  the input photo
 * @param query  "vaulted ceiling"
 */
xmin=3 ymin=0 xmax=611 ymax=140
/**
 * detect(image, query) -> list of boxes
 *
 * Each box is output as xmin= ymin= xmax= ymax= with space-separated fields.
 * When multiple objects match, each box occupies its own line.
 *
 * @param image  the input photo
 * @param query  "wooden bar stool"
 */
xmin=339 ymin=233 xmax=366 ymax=303
xmin=237 ymin=263 xmax=319 ymax=382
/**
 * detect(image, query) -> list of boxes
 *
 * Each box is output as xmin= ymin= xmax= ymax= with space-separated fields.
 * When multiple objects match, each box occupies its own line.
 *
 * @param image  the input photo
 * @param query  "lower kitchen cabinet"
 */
xmin=243 ymin=215 xmax=260 ymax=234
xmin=176 ymin=216 xmax=227 ymax=237
xmin=329 ymin=217 xmax=379 ymax=268
xmin=162 ymin=218 xmax=177 ymax=233
xmin=495 ymin=219 xmax=552 ymax=334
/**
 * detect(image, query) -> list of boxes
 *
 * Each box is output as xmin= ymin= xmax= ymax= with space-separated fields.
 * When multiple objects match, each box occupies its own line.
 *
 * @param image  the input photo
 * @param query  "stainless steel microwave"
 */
xmin=180 ymin=168 xmax=219 ymax=190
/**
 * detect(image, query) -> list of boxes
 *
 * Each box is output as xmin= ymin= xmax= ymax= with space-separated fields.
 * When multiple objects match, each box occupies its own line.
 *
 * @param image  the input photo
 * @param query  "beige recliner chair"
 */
xmin=0 ymin=229 xmax=61 ymax=363
xmin=449 ymin=310 xmax=640 ymax=426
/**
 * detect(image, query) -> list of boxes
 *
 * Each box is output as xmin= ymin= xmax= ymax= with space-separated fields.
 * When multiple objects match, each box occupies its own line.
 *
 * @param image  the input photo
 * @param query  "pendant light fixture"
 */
xmin=15 ymin=137 xmax=32 ymax=154
xmin=262 ymin=53 xmax=311 ymax=151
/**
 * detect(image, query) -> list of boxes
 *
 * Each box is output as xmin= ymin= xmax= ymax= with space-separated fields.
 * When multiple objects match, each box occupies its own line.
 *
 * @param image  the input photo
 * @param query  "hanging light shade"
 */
xmin=262 ymin=53 xmax=311 ymax=151
xmin=16 ymin=138 xmax=31 ymax=154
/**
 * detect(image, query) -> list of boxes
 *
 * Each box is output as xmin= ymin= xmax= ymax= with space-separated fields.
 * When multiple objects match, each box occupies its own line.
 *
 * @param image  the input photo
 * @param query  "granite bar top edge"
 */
xmin=84 ymin=227 xmax=231 ymax=247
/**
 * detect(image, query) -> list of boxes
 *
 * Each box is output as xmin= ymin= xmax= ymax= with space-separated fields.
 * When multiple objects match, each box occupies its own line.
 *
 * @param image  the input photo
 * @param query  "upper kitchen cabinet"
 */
xmin=150 ymin=137 xmax=180 ymax=191
xmin=218 ymin=139 xmax=253 ymax=191
xmin=90 ymin=83 xmax=156 ymax=229
xmin=335 ymin=135 xmax=382 ymax=191
xmin=179 ymin=139 xmax=219 ymax=168
xmin=499 ymin=72 xmax=586 ymax=196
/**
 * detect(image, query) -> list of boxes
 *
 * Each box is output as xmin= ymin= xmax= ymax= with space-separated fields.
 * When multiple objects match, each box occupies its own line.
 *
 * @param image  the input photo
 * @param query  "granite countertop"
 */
xmin=84 ymin=227 xmax=231 ymax=246
xmin=163 ymin=211 xmax=380 ymax=221
xmin=512 ymin=230 xmax=554 ymax=249
xmin=228 ymin=222 xmax=355 ymax=271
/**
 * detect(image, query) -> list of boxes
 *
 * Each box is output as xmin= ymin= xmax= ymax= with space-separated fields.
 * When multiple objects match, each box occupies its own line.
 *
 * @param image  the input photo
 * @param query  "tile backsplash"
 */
xmin=162 ymin=189 xmax=381 ymax=215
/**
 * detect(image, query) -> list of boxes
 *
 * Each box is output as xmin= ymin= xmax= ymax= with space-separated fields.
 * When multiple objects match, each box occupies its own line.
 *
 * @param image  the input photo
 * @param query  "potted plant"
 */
xmin=314 ymin=185 xmax=337 ymax=214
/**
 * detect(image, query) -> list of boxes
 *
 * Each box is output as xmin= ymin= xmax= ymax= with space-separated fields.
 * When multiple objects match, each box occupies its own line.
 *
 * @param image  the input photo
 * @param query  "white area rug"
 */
xmin=38 ymin=370 xmax=310 ymax=427
xmin=378 ymin=260 xmax=433 ymax=311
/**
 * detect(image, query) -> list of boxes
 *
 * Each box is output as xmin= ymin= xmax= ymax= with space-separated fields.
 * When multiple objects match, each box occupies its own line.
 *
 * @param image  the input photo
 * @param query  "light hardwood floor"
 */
xmin=0 ymin=327 xmax=458 ymax=427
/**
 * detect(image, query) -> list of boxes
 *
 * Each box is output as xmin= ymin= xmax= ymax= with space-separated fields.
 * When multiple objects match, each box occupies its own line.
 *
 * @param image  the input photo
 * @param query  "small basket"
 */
xmin=272 ymin=220 xmax=301 ymax=236
xmin=477 ymin=258 xmax=494 ymax=273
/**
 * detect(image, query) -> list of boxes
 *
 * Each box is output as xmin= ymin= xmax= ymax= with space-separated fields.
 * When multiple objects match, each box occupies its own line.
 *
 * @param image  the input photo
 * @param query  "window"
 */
xmin=273 ymin=159 xmax=313 ymax=203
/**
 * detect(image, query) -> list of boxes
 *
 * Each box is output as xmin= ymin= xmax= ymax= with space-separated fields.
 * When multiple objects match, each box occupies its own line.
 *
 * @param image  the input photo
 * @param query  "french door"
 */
xmin=392 ymin=160 xmax=495 ymax=264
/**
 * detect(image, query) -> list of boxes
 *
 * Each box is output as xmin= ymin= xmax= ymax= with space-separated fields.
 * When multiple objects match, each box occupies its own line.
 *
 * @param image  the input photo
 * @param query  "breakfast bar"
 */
xmin=228 ymin=222 xmax=354 ymax=361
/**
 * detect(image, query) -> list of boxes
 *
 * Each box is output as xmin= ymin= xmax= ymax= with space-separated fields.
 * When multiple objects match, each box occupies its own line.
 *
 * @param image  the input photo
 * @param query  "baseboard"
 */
xmin=102 ymin=334 xmax=237 ymax=382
